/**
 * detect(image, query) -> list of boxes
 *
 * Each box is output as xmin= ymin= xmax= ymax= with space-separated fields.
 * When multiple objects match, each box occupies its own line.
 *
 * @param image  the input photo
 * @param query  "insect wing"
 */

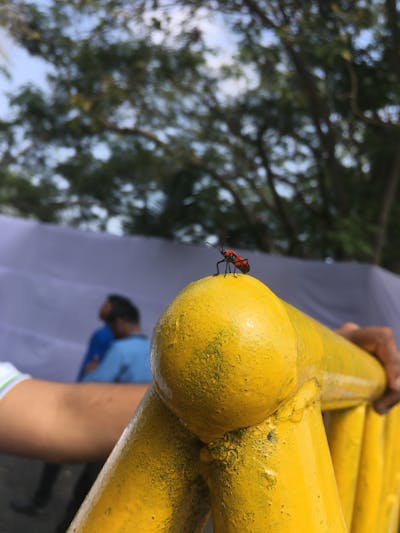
xmin=236 ymin=257 xmax=250 ymax=273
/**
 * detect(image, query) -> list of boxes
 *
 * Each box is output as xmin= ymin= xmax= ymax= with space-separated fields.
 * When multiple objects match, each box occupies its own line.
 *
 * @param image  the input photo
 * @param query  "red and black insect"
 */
xmin=216 ymin=248 xmax=250 ymax=276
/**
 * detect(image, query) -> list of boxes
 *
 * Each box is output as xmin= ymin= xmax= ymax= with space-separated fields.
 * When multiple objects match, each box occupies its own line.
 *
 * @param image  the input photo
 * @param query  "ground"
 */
xmin=0 ymin=455 xmax=83 ymax=533
xmin=0 ymin=455 xmax=214 ymax=533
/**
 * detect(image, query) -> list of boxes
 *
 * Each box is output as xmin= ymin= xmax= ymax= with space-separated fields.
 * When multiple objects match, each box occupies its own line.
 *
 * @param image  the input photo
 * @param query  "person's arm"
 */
xmin=336 ymin=322 xmax=400 ymax=413
xmin=0 ymin=378 xmax=149 ymax=462
xmin=77 ymin=326 xmax=114 ymax=379
xmin=81 ymin=344 xmax=122 ymax=382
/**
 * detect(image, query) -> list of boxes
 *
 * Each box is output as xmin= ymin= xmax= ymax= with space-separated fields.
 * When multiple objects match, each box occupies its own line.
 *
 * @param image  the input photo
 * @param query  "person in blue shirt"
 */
xmin=81 ymin=299 xmax=151 ymax=384
xmin=76 ymin=294 xmax=131 ymax=379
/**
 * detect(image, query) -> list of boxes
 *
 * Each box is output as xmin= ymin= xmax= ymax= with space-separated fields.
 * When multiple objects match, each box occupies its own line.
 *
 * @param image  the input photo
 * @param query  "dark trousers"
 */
xmin=54 ymin=461 xmax=104 ymax=533
xmin=33 ymin=462 xmax=63 ymax=506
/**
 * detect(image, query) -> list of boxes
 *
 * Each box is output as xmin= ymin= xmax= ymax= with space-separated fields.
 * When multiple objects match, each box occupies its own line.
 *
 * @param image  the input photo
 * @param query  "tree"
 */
xmin=1 ymin=1 xmax=400 ymax=270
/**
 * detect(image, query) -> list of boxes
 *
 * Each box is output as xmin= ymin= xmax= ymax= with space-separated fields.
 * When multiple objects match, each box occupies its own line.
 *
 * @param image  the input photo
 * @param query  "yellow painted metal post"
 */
xmin=151 ymin=275 xmax=299 ymax=443
xmin=69 ymin=386 xmax=210 ymax=532
xmin=152 ymin=276 xmax=385 ymax=443
xmin=203 ymin=382 xmax=346 ymax=532
xmin=351 ymin=406 xmax=385 ymax=533
xmin=152 ymin=275 xmax=386 ymax=531
xmin=280 ymin=304 xmax=385 ymax=411
xmin=381 ymin=405 xmax=400 ymax=533
xmin=68 ymin=275 xmax=388 ymax=531
xmin=327 ymin=404 xmax=366 ymax=529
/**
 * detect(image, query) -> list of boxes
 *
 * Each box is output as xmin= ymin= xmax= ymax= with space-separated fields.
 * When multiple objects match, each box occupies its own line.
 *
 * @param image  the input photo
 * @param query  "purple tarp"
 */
xmin=1 ymin=214 xmax=399 ymax=381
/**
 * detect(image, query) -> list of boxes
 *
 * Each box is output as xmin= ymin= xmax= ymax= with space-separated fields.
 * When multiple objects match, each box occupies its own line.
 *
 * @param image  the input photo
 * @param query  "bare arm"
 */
xmin=0 ymin=379 xmax=149 ymax=462
xmin=336 ymin=322 xmax=400 ymax=413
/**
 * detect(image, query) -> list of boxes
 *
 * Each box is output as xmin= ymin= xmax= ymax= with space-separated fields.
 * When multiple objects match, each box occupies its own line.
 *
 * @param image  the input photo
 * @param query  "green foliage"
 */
xmin=0 ymin=170 xmax=63 ymax=222
xmin=1 ymin=0 xmax=400 ymax=269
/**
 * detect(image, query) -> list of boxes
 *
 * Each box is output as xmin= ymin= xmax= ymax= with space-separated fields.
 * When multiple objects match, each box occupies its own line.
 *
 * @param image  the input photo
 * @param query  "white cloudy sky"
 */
xmin=0 ymin=4 xmax=260 ymax=115
xmin=0 ymin=29 xmax=49 ymax=114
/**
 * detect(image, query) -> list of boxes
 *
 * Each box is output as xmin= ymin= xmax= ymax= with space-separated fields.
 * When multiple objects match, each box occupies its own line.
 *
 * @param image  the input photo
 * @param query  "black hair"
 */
xmin=107 ymin=294 xmax=132 ymax=307
xmin=106 ymin=299 xmax=140 ymax=325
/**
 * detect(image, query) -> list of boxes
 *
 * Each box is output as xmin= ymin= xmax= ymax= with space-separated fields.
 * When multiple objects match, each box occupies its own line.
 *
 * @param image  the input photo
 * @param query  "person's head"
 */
xmin=98 ymin=294 xmax=132 ymax=322
xmin=105 ymin=299 xmax=141 ymax=339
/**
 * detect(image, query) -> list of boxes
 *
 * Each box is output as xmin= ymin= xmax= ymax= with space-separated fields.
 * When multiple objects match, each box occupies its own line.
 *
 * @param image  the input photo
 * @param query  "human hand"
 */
xmin=84 ymin=355 xmax=100 ymax=374
xmin=335 ymin=322 xmax=400 ymax=414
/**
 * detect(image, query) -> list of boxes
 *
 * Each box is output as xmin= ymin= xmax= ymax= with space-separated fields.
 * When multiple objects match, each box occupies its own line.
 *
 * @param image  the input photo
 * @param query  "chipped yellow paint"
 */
xmin=203 ymin=381 xmax=346 ymax=532
xmin=69 ymin=275 xmax=395 ymax=532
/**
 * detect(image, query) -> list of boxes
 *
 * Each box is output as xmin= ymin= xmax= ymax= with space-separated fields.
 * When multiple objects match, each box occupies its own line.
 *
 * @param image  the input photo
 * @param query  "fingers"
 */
xmin=351 ymin=327 xmax=400 ymax=391
xmin=374 ymin=389 xmax=400 ymax=414
xmin=334 ymin=322 xmax=360 ymax=336
xmin=336 ymin=323 xmax=400 ymax=413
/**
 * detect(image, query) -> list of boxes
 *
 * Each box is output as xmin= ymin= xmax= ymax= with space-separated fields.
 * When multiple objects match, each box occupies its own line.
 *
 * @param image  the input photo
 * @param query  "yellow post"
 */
xmin=351 ymin=406 xmax=385 ymax=533
xmin=152 ymin=276 xmax=385 ymax=442
xmin=327 ymin=404 xmax=366 ymax=529
xmin=203 ymin=382 xmax=346 ymax=532
xmin=69 ymin=387 xmax=210 ymax=532
xmin=69 ymin=275 xmax=388 ymax=532
xmin=381 ymin=405 xmax=400 ymax=533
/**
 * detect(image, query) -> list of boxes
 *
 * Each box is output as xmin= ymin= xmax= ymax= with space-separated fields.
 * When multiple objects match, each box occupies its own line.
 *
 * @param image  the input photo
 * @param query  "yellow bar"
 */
xmin=381 ymin=405 xmax=400 ymax=533
xmin=386 ymin=492 xmax=400 ymax=533
xmin=283 ymin=304 xmax=386 ymax=410
xmin=351 ymin=406 xmax=385 ymax=533
xmin=326 ymin=404 xmax=366 ymax=529
xmin=70 ymin=275 xmax=389 ymax=530
xmin=203 ymin=382 xmax=346 ymax=532
xmin=69 ymin=386 xmax=210 ymax=532
xmin=153 ymin=276 xmax=385 ymax=443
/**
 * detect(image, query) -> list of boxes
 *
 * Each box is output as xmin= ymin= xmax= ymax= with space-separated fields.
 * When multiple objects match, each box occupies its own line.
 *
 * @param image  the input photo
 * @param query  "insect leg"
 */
xmin=224 ymin=261 xmax=232 ymax=277
xmin=215 ymin=259 xmax=225 ymax=276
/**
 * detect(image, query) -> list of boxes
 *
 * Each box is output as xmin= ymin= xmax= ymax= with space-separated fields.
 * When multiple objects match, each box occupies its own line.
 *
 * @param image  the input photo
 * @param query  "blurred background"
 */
xmin=0 ymin=1 xmax=399 ymax=531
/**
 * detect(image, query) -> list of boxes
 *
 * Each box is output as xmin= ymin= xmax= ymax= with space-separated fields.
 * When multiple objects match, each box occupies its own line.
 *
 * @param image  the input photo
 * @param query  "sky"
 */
xmin=0 ymin=4 xmax=255 ymax=237
xmin=0 ymin=6 xmax=249 ymax=237
xmin=0 ymin=5 xmax=251 ymax=115
xmin=0 ymin=30 xmax=50 ymax=115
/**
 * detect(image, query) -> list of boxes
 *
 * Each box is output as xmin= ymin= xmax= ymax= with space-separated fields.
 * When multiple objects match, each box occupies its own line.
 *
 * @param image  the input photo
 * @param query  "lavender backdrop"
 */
xmin=1 ymin=215 xmax=399 ymax=381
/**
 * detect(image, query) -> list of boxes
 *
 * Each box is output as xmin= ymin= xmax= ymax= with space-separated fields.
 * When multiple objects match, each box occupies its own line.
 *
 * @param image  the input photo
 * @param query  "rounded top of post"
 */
xmin=151 ymin=275 xmax=298 ymax=442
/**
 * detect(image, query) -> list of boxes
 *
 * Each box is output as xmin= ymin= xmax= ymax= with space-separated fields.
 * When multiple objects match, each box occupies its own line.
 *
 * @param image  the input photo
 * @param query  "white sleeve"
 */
xmin=0 ymin=362 xmax=31 ymax=399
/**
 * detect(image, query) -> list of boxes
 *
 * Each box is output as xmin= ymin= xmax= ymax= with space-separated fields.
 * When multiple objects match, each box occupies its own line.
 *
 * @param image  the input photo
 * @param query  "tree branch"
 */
xmin=243 ymin=0 xmax=347 ymax=213
xmin=385 ymin=0 xmax=400 ymax=81
xmin=255 ymin=128 xmax=302 ymax=255
xmin=373 ymin=144 xmax=400 ymax=264
xmin=345 ymin=59 xmax=399 ymax=130
xmin=101 ymin=117 xmax=274 ymax=251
